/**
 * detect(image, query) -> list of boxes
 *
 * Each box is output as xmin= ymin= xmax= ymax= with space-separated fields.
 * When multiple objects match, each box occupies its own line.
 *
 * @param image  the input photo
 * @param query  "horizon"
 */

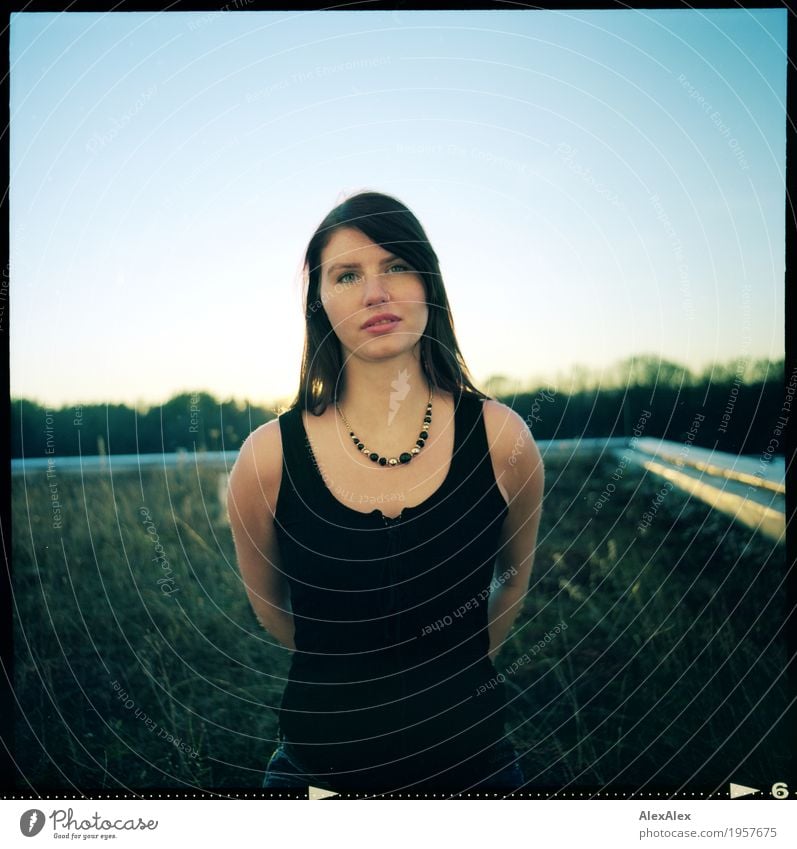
xmin=11 ymin=351 xmax=785 ymax=413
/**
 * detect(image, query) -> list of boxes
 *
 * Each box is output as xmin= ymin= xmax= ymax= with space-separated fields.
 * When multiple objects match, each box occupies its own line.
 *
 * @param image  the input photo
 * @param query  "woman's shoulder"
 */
xmin=251 ymin=415 xmax=284 ymax=445
xmin=480 ymin=396 xmax=529 ymax=434
xmin=229 ymin=418 xmax=284 ymax=506
xmin=480 ymin=397 xmax=540 ymax=463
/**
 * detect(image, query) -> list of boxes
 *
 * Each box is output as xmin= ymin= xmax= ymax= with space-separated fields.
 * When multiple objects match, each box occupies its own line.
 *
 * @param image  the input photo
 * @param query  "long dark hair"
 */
xmin=289 ymin=190 xmax=489 ymax=415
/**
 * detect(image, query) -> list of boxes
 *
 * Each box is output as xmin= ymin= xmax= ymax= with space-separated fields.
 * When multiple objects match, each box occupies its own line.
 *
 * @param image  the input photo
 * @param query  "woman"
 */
xmin=227 ymin=190 xmax=545 ymax=794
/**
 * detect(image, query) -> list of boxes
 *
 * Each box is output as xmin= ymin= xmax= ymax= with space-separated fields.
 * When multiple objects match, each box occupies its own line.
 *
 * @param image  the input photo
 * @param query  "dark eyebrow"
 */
xmin=326 ymin=255 xmax=405 ymax=276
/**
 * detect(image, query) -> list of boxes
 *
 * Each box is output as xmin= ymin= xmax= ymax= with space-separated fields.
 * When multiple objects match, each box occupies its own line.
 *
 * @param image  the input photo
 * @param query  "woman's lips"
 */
xmin=363 ymin=318 xmax=401 ymax=334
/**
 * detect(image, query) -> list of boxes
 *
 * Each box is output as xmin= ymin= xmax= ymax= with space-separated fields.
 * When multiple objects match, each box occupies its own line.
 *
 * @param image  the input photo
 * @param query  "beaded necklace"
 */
xmin=336 ymin=387 xmax=434 ymax=467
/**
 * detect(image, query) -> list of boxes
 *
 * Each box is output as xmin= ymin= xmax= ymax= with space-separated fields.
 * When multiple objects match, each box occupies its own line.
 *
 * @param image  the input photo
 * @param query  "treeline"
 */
xmin=10 ymin=392 xmax=271 ymax=459
xmin=11 ymin=355 xmax=788 ymax=458
xmin=496 ymin=354 xmax=787 ymax=456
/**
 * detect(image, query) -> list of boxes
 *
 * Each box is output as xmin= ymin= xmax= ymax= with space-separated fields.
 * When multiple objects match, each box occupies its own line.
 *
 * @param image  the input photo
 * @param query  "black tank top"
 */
xmin=273 ymin=388 xmax=510 ymax=790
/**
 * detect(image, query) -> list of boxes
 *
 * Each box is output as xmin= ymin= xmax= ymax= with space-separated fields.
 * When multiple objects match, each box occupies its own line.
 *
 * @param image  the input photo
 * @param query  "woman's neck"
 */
xmin=334 ymin=355 xmax=434 ymax=444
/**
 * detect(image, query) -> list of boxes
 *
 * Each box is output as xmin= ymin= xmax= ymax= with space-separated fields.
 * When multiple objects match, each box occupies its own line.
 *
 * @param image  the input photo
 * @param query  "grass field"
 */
xmin=11 ymin=450 xmax=790 ymax=792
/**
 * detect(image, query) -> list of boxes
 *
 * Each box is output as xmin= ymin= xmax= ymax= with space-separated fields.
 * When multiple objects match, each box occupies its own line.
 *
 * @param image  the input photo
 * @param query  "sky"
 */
xmin=9 ymin=7 xmax=787 ymax=409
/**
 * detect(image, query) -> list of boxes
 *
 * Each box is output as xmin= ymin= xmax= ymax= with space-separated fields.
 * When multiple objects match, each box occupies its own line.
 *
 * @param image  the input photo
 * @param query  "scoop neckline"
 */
xmin=297 ymin=389 xmax=466 ymax=523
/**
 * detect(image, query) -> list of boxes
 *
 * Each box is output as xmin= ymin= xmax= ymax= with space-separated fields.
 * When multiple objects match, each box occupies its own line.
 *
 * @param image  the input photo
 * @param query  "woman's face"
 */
xmin=318 ymin=227 xmax=429 ymax=362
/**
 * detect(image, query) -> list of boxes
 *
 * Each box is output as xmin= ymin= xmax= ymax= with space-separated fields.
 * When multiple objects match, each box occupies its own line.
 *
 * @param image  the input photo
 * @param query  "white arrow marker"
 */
xmin=309 ymin=785 xmax=339 ymax=800
xmin=729 ymin=782 xmax=761 ymax=798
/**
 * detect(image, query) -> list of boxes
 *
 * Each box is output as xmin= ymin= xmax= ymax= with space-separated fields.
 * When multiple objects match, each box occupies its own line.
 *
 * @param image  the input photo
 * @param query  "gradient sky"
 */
xmin=10 ymin=8 xmax=787 ymax=409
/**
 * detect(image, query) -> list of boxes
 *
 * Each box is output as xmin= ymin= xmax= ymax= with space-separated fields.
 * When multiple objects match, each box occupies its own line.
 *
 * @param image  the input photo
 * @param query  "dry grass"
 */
xmin=11 ymin=451 xmax=789 ymax=791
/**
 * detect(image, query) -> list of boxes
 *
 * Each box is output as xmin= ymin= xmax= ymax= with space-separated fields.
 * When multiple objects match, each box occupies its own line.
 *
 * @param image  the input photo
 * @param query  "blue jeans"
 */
xmin=262 ymin=735 xmax=525 ymax=792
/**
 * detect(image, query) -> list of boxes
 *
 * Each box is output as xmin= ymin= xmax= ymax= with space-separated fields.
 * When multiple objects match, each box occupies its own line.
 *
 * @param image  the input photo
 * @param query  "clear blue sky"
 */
xmin=10 ymin=8 xmax=787 ymax=408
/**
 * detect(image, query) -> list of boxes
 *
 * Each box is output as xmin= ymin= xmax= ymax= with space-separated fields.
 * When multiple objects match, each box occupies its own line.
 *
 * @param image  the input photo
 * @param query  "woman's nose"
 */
xmin=362 ymin=272 xmax=390 ymax=304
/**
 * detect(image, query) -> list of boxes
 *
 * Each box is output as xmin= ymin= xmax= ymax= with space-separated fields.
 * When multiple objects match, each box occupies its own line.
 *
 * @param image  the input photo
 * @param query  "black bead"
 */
xmin=419 ymin=430 xmax=429 ymax=439
xmin=416 ymin=439 xmax=425 ymax=448
xmin=349 ymin=431 xmax=354 ymax=437
xmin=399 ymin=452 xmax=412 ymax=464
xmin=378 ymin=457 xmax=387 ymax=466
xmin=369 ymin=452 xmax=379 ymax=462
xmin=356 ymin=442 xmax=364 ymax=450
xmin=423 ymin=417 xmax=431 ymax=424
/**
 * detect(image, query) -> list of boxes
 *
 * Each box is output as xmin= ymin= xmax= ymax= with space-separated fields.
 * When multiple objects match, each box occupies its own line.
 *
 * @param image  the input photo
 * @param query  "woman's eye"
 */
xmin=337 ymin=264 xmax=409 ymax=284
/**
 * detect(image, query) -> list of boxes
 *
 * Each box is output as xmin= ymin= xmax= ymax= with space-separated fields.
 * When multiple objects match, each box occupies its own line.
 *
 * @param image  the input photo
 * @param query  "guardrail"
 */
xmin=12 ymin=438 xmax=786 ymax=540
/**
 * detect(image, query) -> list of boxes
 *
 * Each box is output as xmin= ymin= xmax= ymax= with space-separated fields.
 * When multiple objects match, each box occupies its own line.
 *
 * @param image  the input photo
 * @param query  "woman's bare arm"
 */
xmin=482 ymin=401 xmax=545 ymax=662
xmin=226 ymin=419 xmax=296 ymax=651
